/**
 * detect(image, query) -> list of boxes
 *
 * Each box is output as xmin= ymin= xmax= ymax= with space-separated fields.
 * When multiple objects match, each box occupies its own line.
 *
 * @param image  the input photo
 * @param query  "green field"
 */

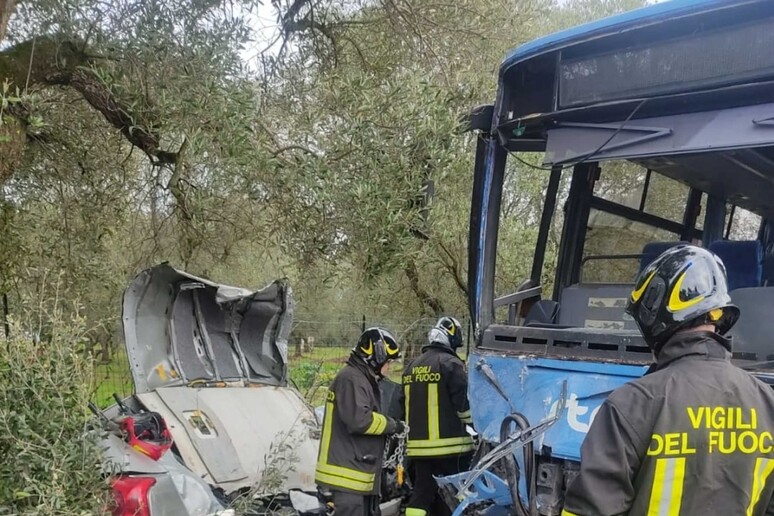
xmin=93 ymin=351 xmax=134 ymax=408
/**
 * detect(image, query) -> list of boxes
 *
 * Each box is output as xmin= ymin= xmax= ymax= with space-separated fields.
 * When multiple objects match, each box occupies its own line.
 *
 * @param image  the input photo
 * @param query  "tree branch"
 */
xmin=283 ymin=16 xmax=337 ymax=47
xmin=68 ymin=67 xmax=176 ymax=164
xmin=435 ymin=238 xmax=468 ymax=298
xmin=281 ymin=0 xmax=314 ymax=25
xmin=405 ymin=258 xmax=444 ymax=316
xmin=271 ymin=144 xmax=320 ymax=158
xmin=0 ymin=0 xmax=16 ymax=45
xmin=0 ymin=37 xmax=178 ymax=168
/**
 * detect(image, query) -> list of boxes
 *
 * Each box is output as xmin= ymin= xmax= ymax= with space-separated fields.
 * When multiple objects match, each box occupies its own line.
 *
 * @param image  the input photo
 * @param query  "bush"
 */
xmin=289 ymin=357 xmax=341 ymax=406
xmin=0 ymin=318 xmax=109 ymax=514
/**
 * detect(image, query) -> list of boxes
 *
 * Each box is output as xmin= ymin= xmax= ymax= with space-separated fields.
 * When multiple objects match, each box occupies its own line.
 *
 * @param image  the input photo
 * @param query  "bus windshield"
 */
xmin=467 ymin=0 xmax=774 ymax=365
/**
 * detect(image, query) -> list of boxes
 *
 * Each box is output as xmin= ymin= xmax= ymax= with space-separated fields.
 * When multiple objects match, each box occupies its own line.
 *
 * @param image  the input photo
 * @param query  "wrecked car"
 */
xmin=101 ymin=264 xmax=322 ymax=515
xmin=100 ymin=264 xmax=406 ymax=515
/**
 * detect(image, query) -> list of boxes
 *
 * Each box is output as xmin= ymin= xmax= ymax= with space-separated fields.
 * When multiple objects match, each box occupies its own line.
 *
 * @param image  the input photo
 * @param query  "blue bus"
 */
xmin=456 ymin=1 xmax=774 ymax=514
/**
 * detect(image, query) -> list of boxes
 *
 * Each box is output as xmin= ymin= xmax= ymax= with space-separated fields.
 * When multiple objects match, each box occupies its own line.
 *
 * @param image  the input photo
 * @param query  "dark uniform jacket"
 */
xmin=402 ymin=345 xmax=474 ymax=458
xmin=315 ymin=356 xmax=398 ymax=495
xmin=563 ymin=331 xmax=774 ymax=516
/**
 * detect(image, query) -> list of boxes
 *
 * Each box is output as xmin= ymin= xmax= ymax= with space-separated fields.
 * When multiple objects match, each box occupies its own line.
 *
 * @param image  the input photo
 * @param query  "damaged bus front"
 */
xmin=453 ymin=1 xmax=774 ymax=514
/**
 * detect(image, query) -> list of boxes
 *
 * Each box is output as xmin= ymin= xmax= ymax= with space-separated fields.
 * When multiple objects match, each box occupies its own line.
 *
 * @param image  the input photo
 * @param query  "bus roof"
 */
xmin=502 ymin=0 xmax=745 ymax=73
xmin=488 ymin=0 xmax=774 ymax=221
xmin=495 ymin=0 xmax=774 ymax=131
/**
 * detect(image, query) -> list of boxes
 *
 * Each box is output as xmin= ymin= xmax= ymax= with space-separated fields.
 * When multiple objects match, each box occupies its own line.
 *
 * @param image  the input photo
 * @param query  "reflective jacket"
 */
xmin=315 ymin=356 xmax=398 ymax=495
xmin=402 ymin=345 xmax=474 ymax=458
xmin=563 ymin=331 xmax=774 ymax=516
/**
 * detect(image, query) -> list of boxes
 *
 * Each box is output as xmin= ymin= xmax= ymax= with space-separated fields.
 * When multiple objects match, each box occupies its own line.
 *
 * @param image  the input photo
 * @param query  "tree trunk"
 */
xmin=0 ymin=115 xmax=24 ymax=185
xmin=2 ymin=292 xmax=8 ymax=341
xmin=100 ymin=338 xmax=112 ymax=364
xmin=404 ymin=258 xmax=445 ymax=316
xmin=0 ymin=0 xmax=15 ymax=45
xmin=167 ymin=142 xmax=198 ymax=267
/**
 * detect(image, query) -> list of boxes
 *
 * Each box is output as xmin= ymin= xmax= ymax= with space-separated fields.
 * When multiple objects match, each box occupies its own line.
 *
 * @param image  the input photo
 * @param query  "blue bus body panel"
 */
xmin=502 ymin=0 xmax=751 ymax=72
xmin=468 ymin=350 xmax=648 ymax=461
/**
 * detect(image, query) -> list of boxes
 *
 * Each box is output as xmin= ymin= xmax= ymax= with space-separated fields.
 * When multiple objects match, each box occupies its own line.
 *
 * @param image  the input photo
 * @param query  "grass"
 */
xmin=289 ymin=346 xmax=352 ymax=362
xmin=288 ymin=347 xmax=349 ymax=406
xmin=93 ymin=350 xmax=133 ymax=408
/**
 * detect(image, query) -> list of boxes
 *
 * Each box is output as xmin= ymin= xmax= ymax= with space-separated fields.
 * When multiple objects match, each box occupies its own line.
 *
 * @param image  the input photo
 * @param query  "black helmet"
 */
xmin=353 ymin=327 xmax=401 ymax=374
xmin=428 ymin=316 xmax=463 ymax=350
xmin=625 ymin=244 xmax=740 ymax=353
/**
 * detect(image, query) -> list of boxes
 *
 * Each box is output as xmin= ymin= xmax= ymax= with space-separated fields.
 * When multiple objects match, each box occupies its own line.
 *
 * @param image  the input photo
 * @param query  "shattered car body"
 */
xmin=103 ymin=431 xmax=227 ymax=515
xmin=102 ymin=264 xmax=321 ymax=515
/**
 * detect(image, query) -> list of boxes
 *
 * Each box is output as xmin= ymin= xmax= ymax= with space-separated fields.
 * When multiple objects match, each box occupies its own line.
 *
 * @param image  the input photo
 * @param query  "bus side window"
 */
xmin=583 ymin=209 xmax=677 ymax=284
xmin=583 ymin=162 xmax=687 ymax=284
xmin=725 ymin=206 xmax=761 ymax=241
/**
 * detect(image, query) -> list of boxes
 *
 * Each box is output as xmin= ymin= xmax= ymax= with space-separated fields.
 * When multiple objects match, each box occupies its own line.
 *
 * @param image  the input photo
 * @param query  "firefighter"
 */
xmin=562 ymin=245 xmax=774 ymax=516
xmin=315 ymin=327 xmax=405 ymax=516
xmin=402 ymin=316 xmax=475 ymax=516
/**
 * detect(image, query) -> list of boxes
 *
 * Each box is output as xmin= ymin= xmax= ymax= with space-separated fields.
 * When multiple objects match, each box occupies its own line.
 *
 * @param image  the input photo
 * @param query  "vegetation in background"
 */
xmin=0 ymin=316 xmax=108 ymax=515
xmin=289 ymin=351 xmax=342 ymax=406
xmin=0 ymin=0 xmax=650 ymax=362
xmin=93 ymin=350 xmax=132 ymax=408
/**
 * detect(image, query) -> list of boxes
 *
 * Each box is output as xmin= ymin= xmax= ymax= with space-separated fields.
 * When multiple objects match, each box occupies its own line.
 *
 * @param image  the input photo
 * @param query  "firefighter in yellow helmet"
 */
xmin=402 ymin=316 xmax=475 ymax=516
xmin=562 ymin=245 xmax=774 ymax=516
xmin=315 ymin=327 xmax=405 ymax=516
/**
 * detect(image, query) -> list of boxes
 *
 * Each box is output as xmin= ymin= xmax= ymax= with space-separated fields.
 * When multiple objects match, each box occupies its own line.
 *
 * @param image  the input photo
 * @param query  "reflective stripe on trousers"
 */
xmin=406 ymin=436 xmax=474 ymax=457
xmin=315 ymin=400 xmax=375 ymax=492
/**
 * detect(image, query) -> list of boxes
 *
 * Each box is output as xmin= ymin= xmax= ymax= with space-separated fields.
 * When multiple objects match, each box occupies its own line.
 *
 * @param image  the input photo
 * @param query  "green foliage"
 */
xmin=93 ymin=351 xmax=133 ymax=408
xmin=0 ymin=0 xmax=651 ymax=364
xmin=291 ymin=360 xmax=333 ymax=392
xmin=289 ymin=348 xmax=346 ymax=405
xmin=256 ymin=0 xmax=649 ymax=315
xmin=0 ymin=80 xmax=25 ymax=181
xmin=0 ymin=318 xmax=109 ymax=515
xmin=253 ymin=428 xmax=301 ymax=497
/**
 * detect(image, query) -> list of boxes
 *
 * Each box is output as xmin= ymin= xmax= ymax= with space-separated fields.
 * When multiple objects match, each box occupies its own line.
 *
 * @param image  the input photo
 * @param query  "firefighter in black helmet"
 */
xmin=402 ymin=317 xmax=474 ymax=516
xmin=315 ymin=327 xmax=405 ymax=516
xmin=563 ymin=245 xmax=774 ymax=516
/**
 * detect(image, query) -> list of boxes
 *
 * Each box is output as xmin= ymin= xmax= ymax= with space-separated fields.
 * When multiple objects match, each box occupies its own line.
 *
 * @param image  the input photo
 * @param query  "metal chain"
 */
xmin=383 ymin=424 xmax=409 ymax=469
